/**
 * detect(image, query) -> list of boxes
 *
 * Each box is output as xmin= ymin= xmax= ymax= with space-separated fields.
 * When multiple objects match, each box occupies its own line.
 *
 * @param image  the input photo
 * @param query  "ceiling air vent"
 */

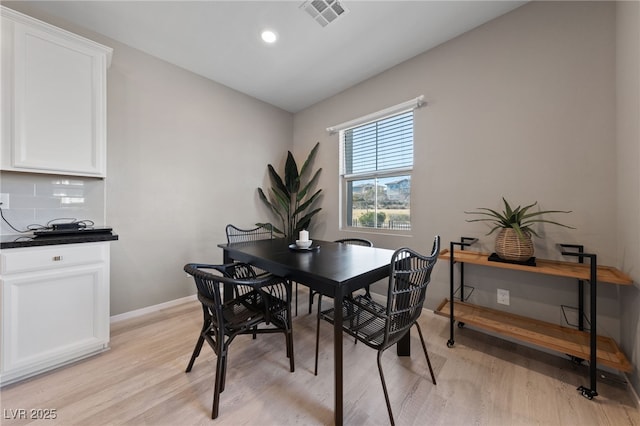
xmin=301 ymin=0 xmax=348 ymax=27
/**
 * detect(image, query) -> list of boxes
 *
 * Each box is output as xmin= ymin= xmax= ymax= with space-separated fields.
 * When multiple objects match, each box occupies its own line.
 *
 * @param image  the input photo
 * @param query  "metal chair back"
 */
xmin=334 ymin=238 xmax=373 ymax=247
xmin=383 ymin=238 xmax=440 ymax=349
xmin=226 ymin=224 xmax=273 ymax=243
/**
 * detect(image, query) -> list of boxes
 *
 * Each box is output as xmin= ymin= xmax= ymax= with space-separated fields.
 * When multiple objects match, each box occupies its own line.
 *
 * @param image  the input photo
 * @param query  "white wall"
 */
xmin=616 ymin=0 xmax=640 ymax=398
xmin=294 ymin=1 xmax=623 ymax=338
xmin=3 ymin=3 xmax=294 ymax=315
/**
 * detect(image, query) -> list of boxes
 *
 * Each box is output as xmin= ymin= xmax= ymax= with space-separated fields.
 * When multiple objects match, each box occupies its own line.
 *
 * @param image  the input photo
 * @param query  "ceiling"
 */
xmin=20 ymin=1 xmax=526 ymax=113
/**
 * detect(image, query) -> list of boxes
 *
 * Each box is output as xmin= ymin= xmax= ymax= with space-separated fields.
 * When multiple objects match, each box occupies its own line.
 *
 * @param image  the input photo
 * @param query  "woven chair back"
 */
xmin=184 ymin=263 xmax=260 ymax=324
xmin=185 ymin=264 xmax=227 ymax=307
xmin=334 ymin=238 xmax=373 ymax=247
xmin=225 ymin=224 xmax=273 ymax=243
xmin=384 ymin=237 xmax=440 ymax=347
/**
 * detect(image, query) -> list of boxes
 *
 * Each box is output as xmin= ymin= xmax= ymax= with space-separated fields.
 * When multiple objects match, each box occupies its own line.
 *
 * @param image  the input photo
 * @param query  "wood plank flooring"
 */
xmin=1 ymin=288 xmax=638 ymax=425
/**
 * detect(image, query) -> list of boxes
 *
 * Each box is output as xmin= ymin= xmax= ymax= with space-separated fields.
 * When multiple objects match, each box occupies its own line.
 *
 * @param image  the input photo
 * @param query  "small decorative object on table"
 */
xmin=296 ymin=230 xmax=312 ymax=248
xmin=290 ymin=229 xmax=319 ymax=251
xmin=465 ymin=197 xmax=574 ymax=263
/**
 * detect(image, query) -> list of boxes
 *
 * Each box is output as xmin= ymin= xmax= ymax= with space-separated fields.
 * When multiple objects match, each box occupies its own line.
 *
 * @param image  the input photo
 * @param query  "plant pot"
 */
xmin=494 ymin=228 xmax=534 ymax=262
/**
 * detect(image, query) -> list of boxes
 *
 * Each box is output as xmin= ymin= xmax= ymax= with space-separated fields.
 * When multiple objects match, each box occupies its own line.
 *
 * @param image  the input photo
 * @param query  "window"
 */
xmin=340 ymin=110 xmax=414 ymax=231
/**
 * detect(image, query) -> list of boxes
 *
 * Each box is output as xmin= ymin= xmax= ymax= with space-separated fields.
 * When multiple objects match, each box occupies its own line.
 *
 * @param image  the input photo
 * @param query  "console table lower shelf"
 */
xmin=434 ymin=299 xmax=632 ymax=373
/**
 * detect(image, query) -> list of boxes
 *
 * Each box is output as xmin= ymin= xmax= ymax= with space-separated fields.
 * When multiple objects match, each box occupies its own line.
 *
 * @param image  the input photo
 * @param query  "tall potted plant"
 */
xmin=257 ymin=142 xmax=322 ymax=240
xmin=465 ymin=197 xmax=574 ymax=262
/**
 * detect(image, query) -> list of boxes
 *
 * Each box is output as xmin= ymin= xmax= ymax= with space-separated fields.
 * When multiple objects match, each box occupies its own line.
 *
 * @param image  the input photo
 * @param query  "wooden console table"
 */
xmin=436 ymin=238 xmax=633 ymax=400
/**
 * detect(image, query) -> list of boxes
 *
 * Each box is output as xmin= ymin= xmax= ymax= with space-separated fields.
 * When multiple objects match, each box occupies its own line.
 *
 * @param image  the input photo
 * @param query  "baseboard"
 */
xmin=625 ymin=372 xmax=640 ymax=408
xmin=110 ymin=294 xmax=197 ymax=323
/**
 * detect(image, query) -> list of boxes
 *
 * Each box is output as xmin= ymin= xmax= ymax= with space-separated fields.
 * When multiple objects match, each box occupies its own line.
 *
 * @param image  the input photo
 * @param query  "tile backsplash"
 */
xmin=0 ymin=171 xmax=105 ymax=235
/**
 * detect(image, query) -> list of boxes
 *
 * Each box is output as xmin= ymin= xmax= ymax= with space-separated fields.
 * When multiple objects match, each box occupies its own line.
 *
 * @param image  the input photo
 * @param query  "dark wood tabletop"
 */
xmin=219 ymin=238 xmax=394 ymax=297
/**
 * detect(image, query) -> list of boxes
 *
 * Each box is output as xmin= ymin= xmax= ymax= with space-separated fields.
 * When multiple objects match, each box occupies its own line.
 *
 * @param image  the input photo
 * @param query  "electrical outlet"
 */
xmin=0 ymin=193 xmax=9 ymax=209
xmin=497 ymin=288 xmax=510 ymax=305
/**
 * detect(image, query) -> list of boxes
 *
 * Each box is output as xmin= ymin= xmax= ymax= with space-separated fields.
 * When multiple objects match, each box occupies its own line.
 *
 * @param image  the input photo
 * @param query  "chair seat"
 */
xmin=319 ymin=295 xmax=388 ymax=347
xmin=220 ymin=284 xmax=290 ymax=330
xmin=219 ymin=291 xmax=266 ymax=331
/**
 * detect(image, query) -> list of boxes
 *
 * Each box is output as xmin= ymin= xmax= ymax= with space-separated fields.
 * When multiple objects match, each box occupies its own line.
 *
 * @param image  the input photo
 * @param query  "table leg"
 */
xmin=222 ymin=249 xmax=233 ymax=303
xmin=397 ymin=334 xmax=411 ymax=356
xmin=334 ymin=287 xmax=344 ymax=426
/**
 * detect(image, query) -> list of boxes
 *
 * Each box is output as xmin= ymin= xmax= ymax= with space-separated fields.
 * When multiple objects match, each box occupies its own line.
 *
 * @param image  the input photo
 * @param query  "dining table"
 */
xmin=218 ymin=238 xmax=408 ymax=426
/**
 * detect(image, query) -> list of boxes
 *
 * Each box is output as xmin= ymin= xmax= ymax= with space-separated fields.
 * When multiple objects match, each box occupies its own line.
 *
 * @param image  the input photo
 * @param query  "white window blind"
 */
xmin=336 ymin=99 xmax=421 ymax=232
xmin=343 ymin=111 xmax=413 ymax=176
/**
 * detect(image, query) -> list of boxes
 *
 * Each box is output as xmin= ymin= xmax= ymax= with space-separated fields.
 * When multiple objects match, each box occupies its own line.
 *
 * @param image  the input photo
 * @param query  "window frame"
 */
xmin=334 ymin=98 xmax=424 ymax=235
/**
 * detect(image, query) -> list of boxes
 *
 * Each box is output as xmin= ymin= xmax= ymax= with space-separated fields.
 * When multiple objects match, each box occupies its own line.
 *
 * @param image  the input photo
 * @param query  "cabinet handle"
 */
xmin=52 ymin=256 xmax=63 ymax=261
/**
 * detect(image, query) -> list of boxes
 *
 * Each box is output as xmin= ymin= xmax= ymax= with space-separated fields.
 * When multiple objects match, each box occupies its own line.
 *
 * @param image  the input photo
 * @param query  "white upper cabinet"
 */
xmin=1 ymin=7 xmax=112 ymax=177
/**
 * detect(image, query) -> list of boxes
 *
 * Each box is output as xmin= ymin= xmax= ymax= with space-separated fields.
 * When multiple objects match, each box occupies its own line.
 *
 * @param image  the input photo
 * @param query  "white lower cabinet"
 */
xmin=0 ymin=242 xmax=110 ymax=385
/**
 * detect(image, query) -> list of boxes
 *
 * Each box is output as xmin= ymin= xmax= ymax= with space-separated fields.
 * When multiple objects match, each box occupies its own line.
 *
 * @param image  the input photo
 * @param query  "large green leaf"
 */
xmin=521 ymin=218 xmax=575 ymax=229
xmin=295 ymin=208 xmax=321 ymax=233
xmin=294 ymin=189 xmax=322 ymax=216
xmin=270 ymin=187 xmax=290 ymax=215
xmin=267 ymin=164 xmax=289 ymax=198
xmin=503 ymin=197 xmax=515 ymax=219
xmin=297 ymin=168 xmax=322 ymax=203
xmin=284 ymin=152 xmax=300 ymax=193
xmin=299 ymin=142 xmax=320 ymax=178
xmin=257 ymin=188 xmax=283 ymax=222
xmin=522 ymin=209 xmax=572 ymax=220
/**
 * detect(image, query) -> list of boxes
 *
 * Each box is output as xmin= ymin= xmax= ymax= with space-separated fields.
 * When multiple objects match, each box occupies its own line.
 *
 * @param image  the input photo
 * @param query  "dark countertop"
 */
xmin=1 ymin=231 xmax=118 ymax=249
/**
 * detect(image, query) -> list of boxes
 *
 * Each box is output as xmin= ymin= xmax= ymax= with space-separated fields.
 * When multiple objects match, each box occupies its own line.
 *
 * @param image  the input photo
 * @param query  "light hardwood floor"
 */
xmin=1 ymin=288 xmax=638 ymax=425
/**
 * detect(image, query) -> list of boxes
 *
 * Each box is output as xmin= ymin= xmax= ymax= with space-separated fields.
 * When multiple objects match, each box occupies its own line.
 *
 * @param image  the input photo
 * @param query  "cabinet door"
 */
xmin=1 ymin=9 xmax=111 ymax=177
xmin=1 ymin=263 xmax=109 ymax=381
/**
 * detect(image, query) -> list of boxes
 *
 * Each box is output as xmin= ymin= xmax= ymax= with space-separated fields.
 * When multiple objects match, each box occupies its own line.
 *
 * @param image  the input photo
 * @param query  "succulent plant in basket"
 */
xmin=465 ymin=197 xmax=574 ymax=262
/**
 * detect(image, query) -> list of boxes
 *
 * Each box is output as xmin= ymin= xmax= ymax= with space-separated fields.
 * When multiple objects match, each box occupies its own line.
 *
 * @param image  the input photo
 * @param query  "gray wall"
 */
xmin=294 ymin=0 xmax=637 ymax=389
xmin=2 ymin=3 xmax=294 ymax=315
xmin=616 ymin=0 xmax=640 ymax=398
xmin=104 ymin=37 xmax=292 ymax=314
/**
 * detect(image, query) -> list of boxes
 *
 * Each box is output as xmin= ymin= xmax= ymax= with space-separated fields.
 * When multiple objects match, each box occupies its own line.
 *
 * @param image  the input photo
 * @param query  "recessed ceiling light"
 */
xmin=261 ymin=30 xmax=277 ymax=44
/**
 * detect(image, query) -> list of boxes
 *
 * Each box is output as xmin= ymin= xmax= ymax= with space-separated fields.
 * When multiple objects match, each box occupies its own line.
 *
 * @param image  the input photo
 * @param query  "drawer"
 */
xmin=0 ymin=243 xmax=107 ymax=275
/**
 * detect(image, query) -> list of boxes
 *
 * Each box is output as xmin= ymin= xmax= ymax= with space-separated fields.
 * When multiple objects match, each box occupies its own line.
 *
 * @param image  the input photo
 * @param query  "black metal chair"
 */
xmin=314 ymin=236 xmax=440 ymax=425
xmin=308 ymin=238 xmax=373 ymax=314
xmin=225 ymin=223 xmax=274 ymax=245
xmin=184 ymin=262 xmax=294 ymax=419
xmin=226 ymin=224 xmax=301 ymax=315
